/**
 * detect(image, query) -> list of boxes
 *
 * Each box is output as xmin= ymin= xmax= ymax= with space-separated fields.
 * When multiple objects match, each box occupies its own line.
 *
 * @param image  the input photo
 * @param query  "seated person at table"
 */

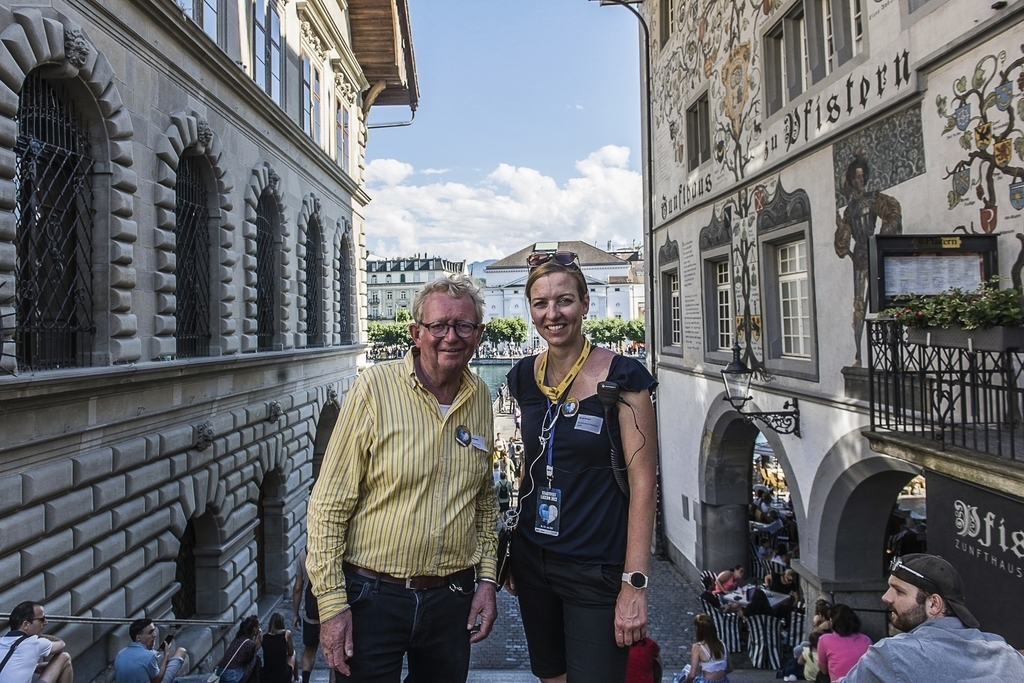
xmin=755 ymin=538 xmax=773 ymax=561
xmin=714 ymin=566 xmax=745 ymax=595
xmin=743 ymin=589 xmax=774 ymax=619
xmin=770 ymin=543 xmax=791 ymax=569
xmin=699 ymin=575 xmax=722 ymax=609
xmin=765 ymin=569 xmax=801 ymax=601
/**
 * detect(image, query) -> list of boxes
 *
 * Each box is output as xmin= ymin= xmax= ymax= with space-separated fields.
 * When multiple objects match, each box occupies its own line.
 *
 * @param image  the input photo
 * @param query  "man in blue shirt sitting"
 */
xmin=114 ymin=619 xmax=187 ymax=683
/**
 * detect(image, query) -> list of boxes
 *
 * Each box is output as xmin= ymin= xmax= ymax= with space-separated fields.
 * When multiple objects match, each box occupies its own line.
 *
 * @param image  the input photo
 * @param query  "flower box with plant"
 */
xmin=880 ymin=277 xmax=1024 ymax=351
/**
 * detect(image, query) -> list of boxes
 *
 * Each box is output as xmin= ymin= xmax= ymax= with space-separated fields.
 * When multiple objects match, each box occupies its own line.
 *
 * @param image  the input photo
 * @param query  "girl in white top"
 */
xmin=685 ymin=614 xmax=733 ymax=683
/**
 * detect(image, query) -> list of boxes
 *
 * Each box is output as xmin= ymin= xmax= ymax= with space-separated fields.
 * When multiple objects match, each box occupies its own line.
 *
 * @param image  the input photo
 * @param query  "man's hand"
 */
xmin=292 ymin=615 xmax=301 ymax=630
xmin=467 ymin=582 xmax=497 ymax=644
xmin=614 ymin=585 xmax=647 ymax=648
xmin=319 ymin=610 xmax=354 ymax=676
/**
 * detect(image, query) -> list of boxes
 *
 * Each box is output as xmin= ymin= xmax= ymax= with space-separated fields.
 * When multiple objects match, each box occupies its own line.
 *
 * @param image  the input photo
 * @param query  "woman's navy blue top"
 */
xmin=507 ymin=354 xmax=656 ymax=563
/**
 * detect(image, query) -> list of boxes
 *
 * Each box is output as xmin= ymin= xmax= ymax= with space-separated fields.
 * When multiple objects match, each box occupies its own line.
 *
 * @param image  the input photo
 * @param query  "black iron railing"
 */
xmin=868 ymin=320 xmax=1024 ymax=461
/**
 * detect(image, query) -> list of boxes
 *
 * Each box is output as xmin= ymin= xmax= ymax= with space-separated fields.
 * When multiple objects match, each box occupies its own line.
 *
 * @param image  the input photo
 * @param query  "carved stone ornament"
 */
xmin=64 ymin=28 xmax=90 ymax=69
xmin=335 ymin=73 xmax=356 ymax=104
xmin=194 ymin=420 xmax=215 ymax=451
xmin=313 ymin=196 xmax=322 ymax=217
xmin=196 ymin=118 xmax=213 ymax=148
xmin=327 ymin=387 xmax=339 ymax=407
xmin=268 ymin=170 xmax=280 ymax=191
xmin=658 ymin=235 xmax=680 ymax=266
xmin=300 ymin=21 xmax=327 ymax=62
xmin=267 ymin=400 xmax=283 ymax=423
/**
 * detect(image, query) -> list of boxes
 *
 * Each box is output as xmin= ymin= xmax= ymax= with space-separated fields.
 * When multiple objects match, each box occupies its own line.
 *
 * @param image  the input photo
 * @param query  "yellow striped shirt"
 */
xmin=306 ymin=350 xmax=497 ymax=620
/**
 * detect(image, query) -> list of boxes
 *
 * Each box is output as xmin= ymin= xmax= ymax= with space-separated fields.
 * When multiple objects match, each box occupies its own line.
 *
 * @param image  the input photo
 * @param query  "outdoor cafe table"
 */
xmin=721 ymin=587 xmax=792 ymax=609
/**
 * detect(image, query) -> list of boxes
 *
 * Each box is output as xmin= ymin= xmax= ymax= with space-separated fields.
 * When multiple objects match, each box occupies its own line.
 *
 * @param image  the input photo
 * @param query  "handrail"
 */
xmin=0 ymin=614 xmax=236 ymax=627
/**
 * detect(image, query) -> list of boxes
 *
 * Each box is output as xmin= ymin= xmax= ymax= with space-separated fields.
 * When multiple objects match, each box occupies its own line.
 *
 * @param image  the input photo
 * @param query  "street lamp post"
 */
xmin=588 ymin=0 xmax=656 ymax=377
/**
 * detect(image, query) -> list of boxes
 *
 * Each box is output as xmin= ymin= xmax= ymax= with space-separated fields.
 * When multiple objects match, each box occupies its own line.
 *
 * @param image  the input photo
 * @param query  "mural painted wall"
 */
xmin=927 ymin=26 xmax=1024 ymax=287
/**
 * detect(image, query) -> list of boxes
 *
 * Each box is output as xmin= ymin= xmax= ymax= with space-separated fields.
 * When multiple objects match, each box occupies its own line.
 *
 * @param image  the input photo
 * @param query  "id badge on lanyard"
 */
xmin=535 ymin=399 xmax=563 ymax=537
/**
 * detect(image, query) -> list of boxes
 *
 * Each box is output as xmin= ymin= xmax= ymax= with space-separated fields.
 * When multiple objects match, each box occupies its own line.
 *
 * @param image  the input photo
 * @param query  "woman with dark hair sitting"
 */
xmin=743 ymin=589 xmax=774 ymax=619
xmin=817 ymin=604 xmax=870 ymax=681
xmin=214 ymin=615 xmax=263 ymax=683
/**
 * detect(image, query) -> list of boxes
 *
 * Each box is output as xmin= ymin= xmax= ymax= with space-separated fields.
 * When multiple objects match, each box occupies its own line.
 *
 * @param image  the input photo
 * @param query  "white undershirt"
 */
xmin=439 ymin=404 xmax=450 ymax=417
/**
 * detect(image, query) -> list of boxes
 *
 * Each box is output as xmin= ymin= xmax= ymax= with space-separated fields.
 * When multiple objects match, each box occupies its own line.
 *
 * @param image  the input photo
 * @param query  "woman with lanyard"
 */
xmin=505 ymin=250 xmax=658 ymax=683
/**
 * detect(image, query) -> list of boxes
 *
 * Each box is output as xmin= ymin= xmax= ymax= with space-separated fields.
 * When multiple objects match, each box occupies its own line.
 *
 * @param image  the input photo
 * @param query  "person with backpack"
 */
xmin=495 ymin=471 xmax=513 ymax=513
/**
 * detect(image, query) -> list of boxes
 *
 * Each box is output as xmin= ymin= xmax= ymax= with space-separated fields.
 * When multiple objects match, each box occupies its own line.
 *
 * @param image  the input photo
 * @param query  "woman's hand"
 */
xmin=614 ymin=584 xmax=647 ymax=648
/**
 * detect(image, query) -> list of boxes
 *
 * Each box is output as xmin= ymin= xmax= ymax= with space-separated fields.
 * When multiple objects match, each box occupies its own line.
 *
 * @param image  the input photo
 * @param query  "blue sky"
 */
xmin=362 ymin=0 xmax=645 ymax=263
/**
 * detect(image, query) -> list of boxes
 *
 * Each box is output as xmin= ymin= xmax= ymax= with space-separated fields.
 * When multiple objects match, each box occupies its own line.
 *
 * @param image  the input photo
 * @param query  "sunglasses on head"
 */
xmin=526 ymin=251 xmax=579 ymax=268
xmin=890 ymin=556 xmax=937 ymax=589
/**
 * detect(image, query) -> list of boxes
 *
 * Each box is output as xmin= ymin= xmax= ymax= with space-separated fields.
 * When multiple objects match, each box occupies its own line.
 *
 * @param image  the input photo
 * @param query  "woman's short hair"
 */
xmin=411 ymin=274 xmax=484 ymax=323
xmin=525 ymin=260 xmax=587 ymax=301
xmin=829 ymin=604 xmax=861 ymax=637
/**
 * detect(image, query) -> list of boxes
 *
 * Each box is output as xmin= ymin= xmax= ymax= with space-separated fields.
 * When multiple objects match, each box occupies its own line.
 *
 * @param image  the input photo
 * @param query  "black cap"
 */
xmin=891 ymin=553 xmax=979 ymax=629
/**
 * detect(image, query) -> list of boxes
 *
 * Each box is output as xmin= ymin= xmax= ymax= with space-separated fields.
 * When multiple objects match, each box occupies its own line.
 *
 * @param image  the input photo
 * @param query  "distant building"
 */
xmin=484 ymin=241 xmax=645 ymax=348
xmin=366 ymin=256 xmax=466 ymax=320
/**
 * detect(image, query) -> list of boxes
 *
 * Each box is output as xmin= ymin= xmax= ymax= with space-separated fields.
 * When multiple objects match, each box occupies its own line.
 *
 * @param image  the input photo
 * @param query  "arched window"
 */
xmin=305 ymin=216 xmax=322 ymax=347
xmin=14 ymin=70 xmax=94 ymax=371
xmin=255 ymin=189 xmax=278 ymax=351
xmin=338 ymin=235 xmax=353 ymax=344
xmin=174 ymin=155 xmax=211 ymax=357
xmin=400 ymin=274 xmax=406 ymax=283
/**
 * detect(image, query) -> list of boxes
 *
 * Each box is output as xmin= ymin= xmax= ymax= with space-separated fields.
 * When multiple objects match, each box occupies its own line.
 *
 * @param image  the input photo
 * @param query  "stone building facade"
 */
xmin=0 ymin=0 xmax=416 ymax=679
xmin=637 ymin=0 xmax=1024 ymax=645
xmin=366 ymin=256 xmax=466 ymax=320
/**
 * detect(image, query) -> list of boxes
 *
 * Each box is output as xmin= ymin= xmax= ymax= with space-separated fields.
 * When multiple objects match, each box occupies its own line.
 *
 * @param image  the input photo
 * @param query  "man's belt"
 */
xmin=343 ymin=562 xmax=475 ymax=590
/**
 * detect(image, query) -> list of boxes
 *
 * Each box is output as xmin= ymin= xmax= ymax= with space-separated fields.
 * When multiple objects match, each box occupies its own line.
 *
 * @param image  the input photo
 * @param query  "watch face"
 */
xmin=629 ymin=572 xmax=647 ymax=588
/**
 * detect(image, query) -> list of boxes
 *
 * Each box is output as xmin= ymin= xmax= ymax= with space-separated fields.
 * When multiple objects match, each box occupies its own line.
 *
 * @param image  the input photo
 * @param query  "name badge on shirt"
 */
xmin=574 ymin=414 xmax=603 ymax=434
xmin=470 ymin=435 xmax=488 ymax=452
xmin=535 ymin=487 xmax=562 ymax=537
xmin=455 ymin=426 xmax=471 ymax=447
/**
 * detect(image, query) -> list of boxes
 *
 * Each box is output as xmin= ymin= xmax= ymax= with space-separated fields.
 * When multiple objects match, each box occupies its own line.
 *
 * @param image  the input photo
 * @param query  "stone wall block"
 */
xmin=104 ymin=108 xmax=133 ymax=141
xmin=156 ymin=206 xmax=176 ymax=231
xmin=0 ymin=506 xmax=45 ymax=554
xmin=45 ymin=487 xmax=94 ymax=532
xmin=20 ymin=528 xmax=74 ymax=574
xmin=22 ymin=459 xmax=73 ymax=504
xmin=125 ymin=507 xmax=170 ymax=551
xmin=0 ymin=553 xmax=21 ymax=591
xmin=157 ymin=530 xmax=180 ymax=562
xmin=0 ymin=23 xmax=35 ymax=76
xmin=91 ymin=588 xmax=127 ymax=623
xmin=156 ymin=249 xmax=176 ymax=273
xmin=108 ymin=312 xmax=137 ymax=337
xmin=108 ymin=546 xmax=146 ymax=588
xmin=73 ymin=449 xmax=113 ymax=487
xmin=0 ymin=573 xmax=43 ymax=611
xmin=44 ymin=547 xmax=94 ymax=595
xmin=0 ymin=80 xmax=14 ymax=120
xmin=125 ymin=459 xmax=171 ymax=497
xmin=218 ymin=287 xmax=236 ymax=307
xmin=169 ymin=453 xmax=189 ymax=479
xmin=108 ymin=264 xmax=136 ymax=289
xmin=71 ymin=508 xmax=112 ymax=549
xmin=158 ymin=482 xmax=178 ymax=508
xmin=0 ymin=42 xmax=26 ymax=94
xmin=152 ymin=270 xmax=175 ymax=292
xmin=112 ymin=439 xmax=147 ymax=472
xmin=71 ymin=567 xmax=112 ymax=613
xmin=109 ymin=161 xmax=137 ymax=194
xmin=143 ymin=490 xmax=160 ymax=513
xmin=122 ymin=562 xmax=175 ymax=614
xmin=111 ymin=497 xmax=146 ymax=531
xmin=109 ymin=239 xmax=133 ymax=265
xmin=153 ymin=314 xmax=176 ymax=336
xmin=160 ymin=425 xmax=193 ymax=456
xmin=91 ymin=474 xmax=126 ymax=510
xmin=92 ymin=531 xmax=126 ymax=567
xmin=177 ymin=478 xmax=197 ymax=519
xmin=110 ymin=336 xmax=143 ymax=364
xmin=109 ymin=187 xmax=134 ymax=218
xmin=96 ymin=80 xmax=124 ymax=120
xmin=109 ymin=288 xmax=132 ymax=313
xmin=150 ymin=336 xmax=176 ymax=360
xmin=108 ymin=139 xmax=133 ymax=166
xmin=167 ymin=502 xmax=186 ymax=537
xmin=0 ymin=474 xmax=22 ymax=515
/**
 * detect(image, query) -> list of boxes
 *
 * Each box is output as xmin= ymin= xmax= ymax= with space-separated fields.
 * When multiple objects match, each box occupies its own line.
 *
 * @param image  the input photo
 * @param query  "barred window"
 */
xmin=14 ymin=71 xmax=95 ymax=371
xmin=174 ymin=156 xmax=211 ymax=358
xmin=255 ymin=190 xmax=277 ymax=351
xmin=338 ymin=235 xmax=352 ymax=344
xmin=305 ymin=216 xmax=323 ymax=347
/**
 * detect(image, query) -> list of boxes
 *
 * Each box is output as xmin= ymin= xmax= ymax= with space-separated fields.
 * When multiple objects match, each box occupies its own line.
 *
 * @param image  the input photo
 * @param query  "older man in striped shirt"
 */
xmin=307 ymin=274 xmax=498 ymax=683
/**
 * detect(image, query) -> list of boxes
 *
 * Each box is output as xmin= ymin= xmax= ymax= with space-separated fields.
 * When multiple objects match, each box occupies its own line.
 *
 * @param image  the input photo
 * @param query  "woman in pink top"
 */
xmin=816 ymin=604 xmax=871 ymax=681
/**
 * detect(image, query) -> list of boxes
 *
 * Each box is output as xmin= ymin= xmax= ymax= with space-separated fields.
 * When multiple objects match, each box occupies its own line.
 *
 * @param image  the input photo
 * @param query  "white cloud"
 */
xmin=420 ymin=168 xmax=449 ymax=175
xmin=363 ymin=146 xmax=642 ymax=263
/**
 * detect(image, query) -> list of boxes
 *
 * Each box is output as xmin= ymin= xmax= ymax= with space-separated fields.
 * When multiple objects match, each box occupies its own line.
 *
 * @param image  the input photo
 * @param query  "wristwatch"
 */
xmin=622 ymin=571 xmax=648 ymax=589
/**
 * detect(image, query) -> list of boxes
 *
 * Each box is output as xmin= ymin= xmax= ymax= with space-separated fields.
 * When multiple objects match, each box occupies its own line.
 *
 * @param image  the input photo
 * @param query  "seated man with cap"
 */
xmin=839 ymin=553 xmax=1024 ymax=682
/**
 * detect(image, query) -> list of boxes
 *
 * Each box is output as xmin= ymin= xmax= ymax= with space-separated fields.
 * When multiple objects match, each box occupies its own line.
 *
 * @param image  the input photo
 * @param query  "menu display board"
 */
xmin=869 ymin=235 xmax=998 ymax=311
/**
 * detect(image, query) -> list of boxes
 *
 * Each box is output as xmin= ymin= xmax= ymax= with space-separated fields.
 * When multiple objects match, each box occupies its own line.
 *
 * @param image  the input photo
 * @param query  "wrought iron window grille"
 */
xmin=305 ymin=217 xmax=322 ymax=347
xmin=14 ymin=71 xmax=95 ymax=372
xmin=174 ymin=155 xmax=211 ymax=358
xmin=255 ymin=192 xmax=277 ymax=351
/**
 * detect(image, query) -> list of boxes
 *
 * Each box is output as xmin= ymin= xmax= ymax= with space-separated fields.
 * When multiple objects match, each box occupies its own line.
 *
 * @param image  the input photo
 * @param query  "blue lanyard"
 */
xmin=544 ymin=399 xmax=559 ymax=484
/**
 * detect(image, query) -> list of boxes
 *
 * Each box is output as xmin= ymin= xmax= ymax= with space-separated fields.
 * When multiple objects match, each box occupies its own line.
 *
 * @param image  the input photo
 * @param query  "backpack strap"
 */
xmin=0 ymin=635 xmax=31 ymax=675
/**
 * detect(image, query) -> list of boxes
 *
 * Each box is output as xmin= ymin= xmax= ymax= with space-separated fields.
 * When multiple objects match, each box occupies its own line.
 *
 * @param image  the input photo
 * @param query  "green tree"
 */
xmin=583 ymin=318 xmax=626 ymax=346
xmin=624 ymin=318 xmax=646 ymax=344
xmin=395 ymin=308 xmax=412 ymax=323
xmin=484 ymin=317 xmax=528 ymax=345
xmin=368 ymin=321 xmax=412 ymax=347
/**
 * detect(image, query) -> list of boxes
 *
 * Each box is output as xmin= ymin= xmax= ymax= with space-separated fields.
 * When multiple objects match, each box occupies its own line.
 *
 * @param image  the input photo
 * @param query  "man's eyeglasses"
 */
xmin=526 ymin=251 xmax=579 ymax=268
xmin=418 ymin=320 xmax=482 ymax=339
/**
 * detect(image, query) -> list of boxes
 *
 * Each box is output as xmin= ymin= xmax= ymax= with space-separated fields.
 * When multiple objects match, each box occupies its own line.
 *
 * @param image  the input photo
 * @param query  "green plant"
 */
xmin=881 ymin=277 xmax=1024 ymax=329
